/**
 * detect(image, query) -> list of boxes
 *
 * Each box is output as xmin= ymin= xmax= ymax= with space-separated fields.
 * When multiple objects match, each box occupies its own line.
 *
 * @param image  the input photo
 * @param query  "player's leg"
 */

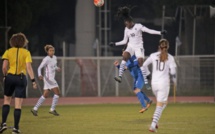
xmin=0 ymin=96 xmax=12 ymax=133
xmin=133 ymin=77 xmax=148 ymax=113
xmin=31 ymin=78 xmax=50 ymax=116
xmin=134 ymin=48 xmax=151 ymax=90
xmin=149 ymin=84 xmax=170 ymax=132
xmin=13 ymin=76 xmax=27 ymax=133
xmin=141 ymin=91 xmax=153 ymax=108
xmin=115 ymin=46 xmax=132 ymax=83
xmin=49 ymin=86 xmax=60 ymax=116
xmin=134 ymin=88 xmax=148 ymax=113
xmin=13 ymin=97 xmax=23 ymax=133
xmin=0 ymin=75 xmax=15 ymax=133
xmin=31 ymin=90 xmax=50 ymax=116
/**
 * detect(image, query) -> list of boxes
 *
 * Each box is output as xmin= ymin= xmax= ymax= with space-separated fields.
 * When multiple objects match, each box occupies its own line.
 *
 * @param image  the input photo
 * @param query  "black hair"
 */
xmin=117 ymin=6 xmax=133 ymax=22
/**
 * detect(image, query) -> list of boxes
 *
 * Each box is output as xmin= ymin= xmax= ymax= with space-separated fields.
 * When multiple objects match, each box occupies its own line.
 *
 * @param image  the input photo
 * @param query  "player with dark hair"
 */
xmin=109 ymin=6 xmax=166 ymax=89
xmin=0 ymin=33 xmax=37 ymax=134
xmin=143 ymin=39 xmax=176 ymax=132
xmin=31 ymin=44 xmax=61 ymax=116
xmin=114 ymin=47 xmax=152 ymax=113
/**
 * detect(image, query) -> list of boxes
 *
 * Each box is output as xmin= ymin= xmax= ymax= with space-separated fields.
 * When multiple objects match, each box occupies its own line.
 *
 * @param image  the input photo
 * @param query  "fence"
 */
xmin=0 ymin=55 xmax=214 ymax=99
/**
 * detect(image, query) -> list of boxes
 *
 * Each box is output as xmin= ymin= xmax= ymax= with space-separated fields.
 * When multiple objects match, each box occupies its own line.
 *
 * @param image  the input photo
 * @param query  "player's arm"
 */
xmin=2 ymin=60 xmax=8 ymax=78
xmin=37 ymin=58 xmax=48 ymax=79
xmin=115 ymin=29 xmax=129 ymax=46
xmin=143 ymin=55 xmax=153 ymax=75
xmin=2 ymin=50 xmax=8 ymax=77
xmin=114 ymin=61 xmax=127 ymax=70
xmin=141 ymin=26 xmax=161 ymax=35
xmin=26 ymin=51 xmax=37 ymax=89
xmin=54 ymin=56 xmax=61 ymax=72
xmin=169 ymin=56 xmax=177 ymax=84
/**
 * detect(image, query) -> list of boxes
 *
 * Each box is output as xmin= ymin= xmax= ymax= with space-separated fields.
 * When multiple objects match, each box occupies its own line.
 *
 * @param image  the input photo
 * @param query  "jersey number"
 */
xmin=156 ymin=60 xmax=165 ymax=71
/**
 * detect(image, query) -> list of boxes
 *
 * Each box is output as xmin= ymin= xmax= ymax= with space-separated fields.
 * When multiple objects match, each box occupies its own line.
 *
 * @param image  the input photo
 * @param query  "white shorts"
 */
xmin=125 ymin=45 xmax=145 ymax=58
xmin=43 ymin=77 xmax=59 ymax=90
xmin=152 ymin=83 xmax=170 ymax=103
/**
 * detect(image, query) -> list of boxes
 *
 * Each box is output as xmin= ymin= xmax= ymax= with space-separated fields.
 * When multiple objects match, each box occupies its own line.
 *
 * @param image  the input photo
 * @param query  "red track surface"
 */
xmin=0 ymin=96 xmax=214 ymax=106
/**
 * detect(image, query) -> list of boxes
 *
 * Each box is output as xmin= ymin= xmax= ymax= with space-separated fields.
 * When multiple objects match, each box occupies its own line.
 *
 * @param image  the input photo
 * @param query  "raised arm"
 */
xmin=141 ymin=26 xmax=161 ymax=35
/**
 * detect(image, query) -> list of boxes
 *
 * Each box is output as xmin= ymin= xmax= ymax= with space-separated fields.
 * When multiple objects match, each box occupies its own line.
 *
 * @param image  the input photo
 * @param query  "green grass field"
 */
xmin=1 ymin=103 xmax=215 ymax=134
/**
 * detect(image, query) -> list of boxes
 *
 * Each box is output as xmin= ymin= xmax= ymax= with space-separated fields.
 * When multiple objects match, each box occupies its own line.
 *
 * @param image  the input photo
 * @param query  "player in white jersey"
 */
xmin=143 ymin=39 xmax=177 ymax=132
xmin=109 ymin=6 xmax=166 ymax=89
xmin=31 ymin=45 xmax=61 ymax=116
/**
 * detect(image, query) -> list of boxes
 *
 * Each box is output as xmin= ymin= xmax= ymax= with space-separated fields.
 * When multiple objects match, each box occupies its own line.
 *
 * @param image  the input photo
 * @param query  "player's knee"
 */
xmin=138 ymin=58 xmax=144 ymax=67
xmin=122 ymin=52 xmax=130 ymax=61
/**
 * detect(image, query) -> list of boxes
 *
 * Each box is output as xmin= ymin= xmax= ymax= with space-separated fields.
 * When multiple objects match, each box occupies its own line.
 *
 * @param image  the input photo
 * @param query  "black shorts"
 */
xmin=4 ymin=74 xmax=27 ymax=98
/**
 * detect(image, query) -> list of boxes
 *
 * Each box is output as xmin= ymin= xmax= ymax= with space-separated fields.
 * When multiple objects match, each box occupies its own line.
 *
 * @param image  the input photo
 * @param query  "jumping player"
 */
xmin=31 ymin=45 xmax=61 ymax=116
xmin=109 ymin=6 xmax=166 ymax=89
xmin=143 ymin=39 xmax=177 ymax=132
xmin=114 ymin=48 xmax=152 ymax=113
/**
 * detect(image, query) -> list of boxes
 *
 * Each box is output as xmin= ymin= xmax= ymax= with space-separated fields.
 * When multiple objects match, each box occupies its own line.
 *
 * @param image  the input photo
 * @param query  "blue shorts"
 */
xmin=4 ymin=74 xmax=27 ymax=98
xmin=133 ymin=75 xmax=144 ymax=90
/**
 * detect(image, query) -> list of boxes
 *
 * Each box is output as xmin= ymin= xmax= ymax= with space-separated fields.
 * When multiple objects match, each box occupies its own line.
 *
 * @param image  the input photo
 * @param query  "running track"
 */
xmin=0 ymin=96 xmax=214 ymax=106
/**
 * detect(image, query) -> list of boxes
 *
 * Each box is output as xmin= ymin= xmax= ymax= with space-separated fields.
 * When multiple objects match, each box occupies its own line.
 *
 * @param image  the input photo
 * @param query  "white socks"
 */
xmin=50 ymin=94 xmax=59 ymax=111
xmin=33 ymin=96 xmax=46 ymax=111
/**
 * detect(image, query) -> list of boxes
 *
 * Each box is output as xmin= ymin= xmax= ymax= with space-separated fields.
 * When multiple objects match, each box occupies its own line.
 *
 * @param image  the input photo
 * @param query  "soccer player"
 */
xmin=0 ymin=33 xmax=37 ymax=134
xmin=114 ymin=49 xmax=152 ymax=113
xmin=31 ymin=45 xmax=61 ymax=116
xmin=143 ymin=39 xmax=177 ymax=132
xmin=109 ymin=6 xmax=166 ymax=89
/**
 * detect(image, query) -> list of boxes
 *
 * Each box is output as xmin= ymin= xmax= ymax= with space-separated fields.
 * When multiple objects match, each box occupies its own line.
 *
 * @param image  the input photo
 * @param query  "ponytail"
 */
xmin=117 ymin=6 xmax=133 ymax=22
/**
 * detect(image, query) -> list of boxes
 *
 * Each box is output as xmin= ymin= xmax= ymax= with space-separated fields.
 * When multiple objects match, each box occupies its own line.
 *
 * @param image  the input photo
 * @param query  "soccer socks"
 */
xmin=119 ymin=60 xmax=126 ymax=77
xmin=141 ymin=91 xmax=151 ymax=102
xmin=50 ymin=94 xmax=59 ymax=111
xmin=151 ymin=106 xmax=163 ymax=128
xmin=1 ymin=105 xmax=10 ymax=124
xmin=33 ymin=96 xmax=46 ymax=111
xmin=136 ymin=92 xmax=146 ymax=108
xmin=14 ymin=109 xmax=21 ymax=130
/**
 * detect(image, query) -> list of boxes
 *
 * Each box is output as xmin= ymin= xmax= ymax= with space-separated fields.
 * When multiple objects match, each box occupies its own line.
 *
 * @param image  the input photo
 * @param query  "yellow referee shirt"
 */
xmin=2 ymin=47 xmax=32 ymax=75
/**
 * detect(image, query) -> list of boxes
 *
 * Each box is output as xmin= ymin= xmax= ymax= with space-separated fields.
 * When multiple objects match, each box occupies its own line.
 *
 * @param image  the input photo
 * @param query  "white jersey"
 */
xmin=115 ymin=23 xmax=161 ymax=48
xmin=143 ymin=52 xmax=176 ymax=85
xmin=38 ymin=55 xmax=59 ymax=79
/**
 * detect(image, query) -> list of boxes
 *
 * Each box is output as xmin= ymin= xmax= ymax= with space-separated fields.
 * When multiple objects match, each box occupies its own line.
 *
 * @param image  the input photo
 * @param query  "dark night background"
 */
xmin=0 ymin=0 xmax=215 ymax=56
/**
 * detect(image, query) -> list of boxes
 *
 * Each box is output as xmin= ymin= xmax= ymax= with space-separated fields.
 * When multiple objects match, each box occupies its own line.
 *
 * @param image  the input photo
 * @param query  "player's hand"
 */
xmin=39 ymin=75 xmax=43 ymax=80
xmin=161 ymin=30 xmax=167 ymax=35
xmin=114 ymin=61 xmax=119 ymax=66
xmin=57 ymin=67 xmax=61 ymax=72
xmin=172 ymin=77 xmax=176 ymax=85
xmin=32 ymin=82 xmax=37 ymax=89
xmin=146 ymin=75 xmax=151 ymax=81
xmin=108 ymin=42 xmax=116 ymax=47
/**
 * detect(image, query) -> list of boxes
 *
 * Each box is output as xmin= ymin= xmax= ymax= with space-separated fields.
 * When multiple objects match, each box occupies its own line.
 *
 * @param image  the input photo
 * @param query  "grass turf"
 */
xmin=1 ymin=103 xmax=215 ymax=134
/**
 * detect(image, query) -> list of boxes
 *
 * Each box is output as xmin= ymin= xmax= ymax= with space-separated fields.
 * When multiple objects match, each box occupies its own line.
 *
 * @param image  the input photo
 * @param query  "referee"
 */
xmin=0 ymin=33 xmax=37 ymax=134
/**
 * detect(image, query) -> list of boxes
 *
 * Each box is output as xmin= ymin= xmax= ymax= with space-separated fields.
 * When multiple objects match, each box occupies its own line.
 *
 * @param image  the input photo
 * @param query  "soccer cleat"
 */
xmin=145 ymin=83 xmax=151 ymax=90
xmin=0 ymin=123 xmax=7 ymax=133
xmin=49 ymin=110 xmax=59 ymax=116
xmin=149 ymin=126 xmax=157 ymax=133
xmin=114 ymin=76 xmax=122 ymax=83
xmin=139 ymin=108 xmax=148 ymax=113
xmin=147 ymin=100 xmax=153 ymax=109
xmin=31 ymin=109 xmax=38 ymax=116
xmin=12 ymin=128 xmax=21 ymax=134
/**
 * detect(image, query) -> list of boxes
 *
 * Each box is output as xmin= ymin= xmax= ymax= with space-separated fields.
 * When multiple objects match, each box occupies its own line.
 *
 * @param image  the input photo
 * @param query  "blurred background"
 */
xmin=0 ymin=0 xmax=215 ymax=98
